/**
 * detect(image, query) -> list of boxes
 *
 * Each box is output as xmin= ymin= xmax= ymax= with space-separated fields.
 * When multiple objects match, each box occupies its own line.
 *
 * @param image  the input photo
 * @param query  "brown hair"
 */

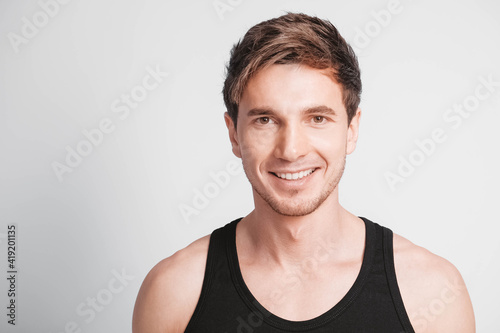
xmin=223 ymin=12 xmax=361 ymax=128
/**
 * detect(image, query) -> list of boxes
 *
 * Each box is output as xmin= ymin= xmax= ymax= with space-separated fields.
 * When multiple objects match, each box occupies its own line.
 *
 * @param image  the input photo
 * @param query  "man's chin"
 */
xmin=272 ymin=206 xmax=318 ymax=217
xmin=264 ymin=197 xmax=323 ymax=217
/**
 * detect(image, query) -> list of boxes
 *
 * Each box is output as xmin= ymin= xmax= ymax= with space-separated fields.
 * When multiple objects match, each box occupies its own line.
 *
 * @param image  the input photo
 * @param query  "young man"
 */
xmin=133 ymin=13 xmax=475 ymax=332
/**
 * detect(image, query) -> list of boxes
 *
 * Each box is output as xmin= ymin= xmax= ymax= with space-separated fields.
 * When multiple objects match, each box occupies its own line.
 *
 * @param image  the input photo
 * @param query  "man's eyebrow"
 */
xmin=302 ymin=105 xmax=337 ymax=116
xmin=246 ymin=105 xmax=337 ymax=117
xmin=246 ymin=108 xmax=276 ymax=117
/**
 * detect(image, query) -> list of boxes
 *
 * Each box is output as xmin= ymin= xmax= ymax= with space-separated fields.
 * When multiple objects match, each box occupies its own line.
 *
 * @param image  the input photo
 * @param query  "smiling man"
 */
xmin=133 ymin=13 xmax=475 ymax=333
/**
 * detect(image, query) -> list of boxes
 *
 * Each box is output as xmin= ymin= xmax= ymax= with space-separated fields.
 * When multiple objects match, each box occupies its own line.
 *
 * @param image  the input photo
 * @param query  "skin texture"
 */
xmin=132 ymin=64 xmax=475 ymax=333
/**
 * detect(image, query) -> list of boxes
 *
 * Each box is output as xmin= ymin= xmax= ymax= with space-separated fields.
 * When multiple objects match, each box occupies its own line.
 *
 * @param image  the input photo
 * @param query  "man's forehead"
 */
xmin=246 ymin=63 xmax=336 ymax=85
xmin=239 ymin=64 xmax=345 ymax=115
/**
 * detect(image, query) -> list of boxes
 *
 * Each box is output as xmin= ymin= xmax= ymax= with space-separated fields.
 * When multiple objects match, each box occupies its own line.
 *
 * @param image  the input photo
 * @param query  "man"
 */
xmin=133 ymin=13 xmax=475 ymax=332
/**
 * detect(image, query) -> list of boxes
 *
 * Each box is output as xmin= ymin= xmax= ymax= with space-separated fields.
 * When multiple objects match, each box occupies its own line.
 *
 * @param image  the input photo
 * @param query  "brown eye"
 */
xmin=313 ymin=116 xmax=325 ymax=123
xmin=258 ymin=117 xmax=270 ymax=124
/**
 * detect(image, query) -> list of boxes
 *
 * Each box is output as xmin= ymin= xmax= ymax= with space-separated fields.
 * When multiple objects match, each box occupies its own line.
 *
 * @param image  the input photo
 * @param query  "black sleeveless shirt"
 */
xmin=185 ymin=217 xmax=415 ymax=332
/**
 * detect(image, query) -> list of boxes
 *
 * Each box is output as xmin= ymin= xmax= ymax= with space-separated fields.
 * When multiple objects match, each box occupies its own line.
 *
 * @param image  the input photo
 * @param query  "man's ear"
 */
xmin=346 ymin=108 xmax=361 ymax=155
xmin=224 ymin=112 xmax=242 ymax=158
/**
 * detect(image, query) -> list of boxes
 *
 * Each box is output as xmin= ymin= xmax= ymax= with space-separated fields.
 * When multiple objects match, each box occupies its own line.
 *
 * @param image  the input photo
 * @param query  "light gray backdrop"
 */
xmin=1 ymin=0 xmax=499 ymax=332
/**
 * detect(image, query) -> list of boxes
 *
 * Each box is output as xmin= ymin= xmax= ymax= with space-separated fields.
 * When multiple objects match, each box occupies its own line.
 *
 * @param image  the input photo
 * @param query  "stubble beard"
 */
xmin=245 ymin=156 xmax=346 ymax=217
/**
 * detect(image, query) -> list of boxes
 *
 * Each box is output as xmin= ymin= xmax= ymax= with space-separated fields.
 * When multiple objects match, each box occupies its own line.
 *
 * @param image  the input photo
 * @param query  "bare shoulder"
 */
xmin=392 ymin=233 xmax=475 ymax=333
xmin=132 ymin=234 xmax=211 ymax=333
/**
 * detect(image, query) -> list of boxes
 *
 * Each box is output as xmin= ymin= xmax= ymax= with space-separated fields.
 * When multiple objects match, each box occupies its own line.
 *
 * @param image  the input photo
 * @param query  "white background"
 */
xmin=1 ymin=0 xmax=499 ymax=332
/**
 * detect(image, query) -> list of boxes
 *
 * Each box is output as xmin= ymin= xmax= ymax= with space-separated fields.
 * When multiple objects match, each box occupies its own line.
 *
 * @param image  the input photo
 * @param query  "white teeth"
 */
xmin=275 ymin=169 xmax=314 ymax=180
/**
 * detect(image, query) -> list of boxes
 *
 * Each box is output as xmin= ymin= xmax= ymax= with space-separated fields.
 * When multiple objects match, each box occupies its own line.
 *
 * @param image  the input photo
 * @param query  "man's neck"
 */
xmin=237 ymin=190 xmax=364 ymax=270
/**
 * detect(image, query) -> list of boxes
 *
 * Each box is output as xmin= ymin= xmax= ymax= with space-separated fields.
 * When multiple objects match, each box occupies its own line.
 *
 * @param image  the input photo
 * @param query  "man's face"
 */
xmin=225 ymin=64 xmax=360 ymax=216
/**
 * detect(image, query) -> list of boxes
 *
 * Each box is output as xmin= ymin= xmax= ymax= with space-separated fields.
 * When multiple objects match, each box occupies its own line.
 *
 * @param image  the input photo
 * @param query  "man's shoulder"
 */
xmin=152 ymin=233 xmax=211 ymax=281
xmin=132 ymin=234 xmax=211 ymax=333
xmin=392 ymin=232 xmax=475 ymax=332
xmin=147 ymin=234 xmax=211 ymax=295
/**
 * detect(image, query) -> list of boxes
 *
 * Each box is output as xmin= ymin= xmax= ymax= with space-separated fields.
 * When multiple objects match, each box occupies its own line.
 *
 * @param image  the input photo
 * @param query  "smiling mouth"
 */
xmin=270 ymin=168 xmax=317 ymax=180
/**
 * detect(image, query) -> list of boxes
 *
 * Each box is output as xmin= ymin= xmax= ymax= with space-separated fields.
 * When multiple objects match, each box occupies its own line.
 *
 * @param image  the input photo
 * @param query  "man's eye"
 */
xmin=257 ymin=117 xmax=271 ymax=124
xmin=313 ymin=116 xmax=325 ymax=123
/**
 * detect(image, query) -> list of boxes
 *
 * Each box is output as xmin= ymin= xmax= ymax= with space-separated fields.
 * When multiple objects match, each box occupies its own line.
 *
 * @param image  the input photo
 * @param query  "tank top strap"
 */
xmin=184 ymin=218 xmax=242 ymax=331
xmin=380 ymin=222 xmax=415 ymax=332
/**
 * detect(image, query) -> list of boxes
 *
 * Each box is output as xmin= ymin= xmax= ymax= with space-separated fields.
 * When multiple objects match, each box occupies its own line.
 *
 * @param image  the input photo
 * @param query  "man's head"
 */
xmin=223 ymin=12 xmax=361 ymax=129
xmin=223 ymin=13 xmax=362 ymax=217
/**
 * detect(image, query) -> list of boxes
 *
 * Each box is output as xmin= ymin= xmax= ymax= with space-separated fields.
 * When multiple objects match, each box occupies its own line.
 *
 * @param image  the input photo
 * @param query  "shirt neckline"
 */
xmin=226 ymin=216 xmax=376 ymax=331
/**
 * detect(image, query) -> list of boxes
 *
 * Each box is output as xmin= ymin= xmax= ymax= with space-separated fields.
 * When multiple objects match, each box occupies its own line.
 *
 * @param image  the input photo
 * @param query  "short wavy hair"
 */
xmin=223 ymin=12 xmax=362 ymax=128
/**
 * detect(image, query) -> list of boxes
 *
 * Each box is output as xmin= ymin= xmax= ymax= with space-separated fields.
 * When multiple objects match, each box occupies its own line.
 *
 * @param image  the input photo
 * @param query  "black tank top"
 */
xmin=185 ymin=217 xmax=415 ymax=332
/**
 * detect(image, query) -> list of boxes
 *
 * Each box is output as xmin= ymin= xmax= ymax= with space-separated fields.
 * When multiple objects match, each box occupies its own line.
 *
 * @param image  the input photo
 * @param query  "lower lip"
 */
xmin=268 ymin=170 xmax=317 ymax=188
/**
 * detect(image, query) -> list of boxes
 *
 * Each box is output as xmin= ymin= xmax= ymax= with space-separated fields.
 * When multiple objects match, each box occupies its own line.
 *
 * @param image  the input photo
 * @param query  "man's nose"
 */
xmin=273 ymin=123 xmax=308 ymax=162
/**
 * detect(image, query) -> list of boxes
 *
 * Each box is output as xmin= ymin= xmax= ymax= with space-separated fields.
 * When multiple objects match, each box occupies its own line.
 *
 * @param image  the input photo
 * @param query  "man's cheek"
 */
xmin=241 ymin=136 xmax=272 ymax=154
xmin=315 ymin=137 xmax=344 ymax=153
